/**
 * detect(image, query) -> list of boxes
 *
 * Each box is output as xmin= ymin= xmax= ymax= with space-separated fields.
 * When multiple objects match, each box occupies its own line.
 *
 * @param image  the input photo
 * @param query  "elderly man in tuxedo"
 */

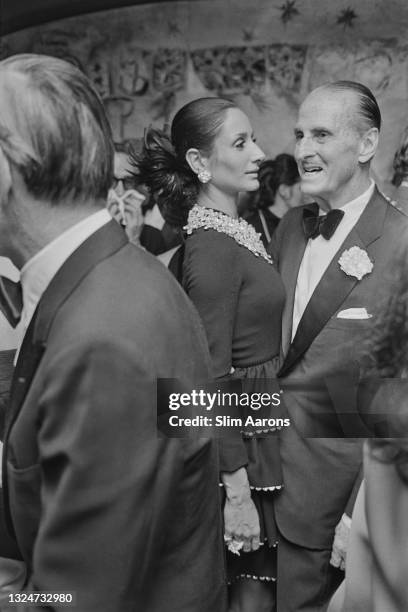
xmin=0 ymin=54 xmax=226 ymax=612
xmin=269 ymin=80 xmax=408 ymax=611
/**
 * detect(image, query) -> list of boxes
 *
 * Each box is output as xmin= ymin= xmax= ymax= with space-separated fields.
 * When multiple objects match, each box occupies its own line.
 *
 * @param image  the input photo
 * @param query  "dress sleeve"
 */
xmin=183 ymin=230 xmax=241 ymax=380
xmin=183 ymin=230 xmax=248 ymax=472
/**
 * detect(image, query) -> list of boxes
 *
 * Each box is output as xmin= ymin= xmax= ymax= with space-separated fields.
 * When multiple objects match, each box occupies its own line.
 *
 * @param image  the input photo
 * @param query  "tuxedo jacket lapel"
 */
xmin=280 ymin=188 xmax=387 ymax=376
xmin=279 ymin=206 xmax=314 ymax=355
xmin=33 ymin=220 xmax=127 ymax=344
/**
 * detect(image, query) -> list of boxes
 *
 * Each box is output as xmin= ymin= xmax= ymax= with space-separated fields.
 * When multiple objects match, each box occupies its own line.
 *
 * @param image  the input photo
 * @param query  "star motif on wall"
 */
xmin=242 ymin=28 xmax=255 ymax=42
xmin=137 ymin=23 xmax=147 ymax=35
xmin=279 ymin=0 xmax=300 ymax=25
xmin=336 ymin=7 xmax=358 ymax=29
xmin=168 ymin=20 xmax=183 ymax=37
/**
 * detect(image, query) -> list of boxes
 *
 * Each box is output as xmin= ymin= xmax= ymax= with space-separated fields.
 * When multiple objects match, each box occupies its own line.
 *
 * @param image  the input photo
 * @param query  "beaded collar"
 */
xmin=184 ymin=205 xmax=273 ymax=265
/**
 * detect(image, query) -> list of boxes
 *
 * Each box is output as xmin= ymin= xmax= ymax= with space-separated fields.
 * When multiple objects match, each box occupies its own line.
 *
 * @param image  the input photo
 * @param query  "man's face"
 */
xmin=111 ymin=152 xmax=135 ymax=197
xmin=294 ymin=89 xmax=368 ymax=209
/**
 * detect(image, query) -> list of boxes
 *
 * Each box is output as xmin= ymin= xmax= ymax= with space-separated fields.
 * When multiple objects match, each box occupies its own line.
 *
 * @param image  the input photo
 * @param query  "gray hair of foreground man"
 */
xmin=0 ymin=54 xmax=114 ymax=204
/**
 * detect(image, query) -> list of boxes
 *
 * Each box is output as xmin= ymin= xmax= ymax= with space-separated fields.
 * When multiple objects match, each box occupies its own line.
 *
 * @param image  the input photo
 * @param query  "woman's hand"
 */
xmin=224 ymin=495 xmax=261 ymax=553
xmin=222 ymin=467 xmax=260 ymax=553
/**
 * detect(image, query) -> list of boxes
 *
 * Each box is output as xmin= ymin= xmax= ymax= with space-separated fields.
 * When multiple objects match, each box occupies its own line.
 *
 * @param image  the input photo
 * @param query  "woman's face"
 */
xmin=205 ymin=108 xmax=265 ymax=195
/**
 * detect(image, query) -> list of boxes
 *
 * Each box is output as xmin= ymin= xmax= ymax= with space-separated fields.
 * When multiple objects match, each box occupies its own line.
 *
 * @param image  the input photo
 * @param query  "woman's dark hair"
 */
xmin=363 ymin=244 xmax=408 ymax=482
xmin=130 ymin=97 xmax=237 ymax=226
xmin=247 ymin=154 xmax=299 ymax=212
xmin=392 ymin=126 xmax=408 ymax=186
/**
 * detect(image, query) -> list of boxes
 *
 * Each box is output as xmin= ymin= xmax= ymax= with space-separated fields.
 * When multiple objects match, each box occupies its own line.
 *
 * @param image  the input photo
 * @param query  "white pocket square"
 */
xmin=337 ymin=308 xmax=372 ymax=320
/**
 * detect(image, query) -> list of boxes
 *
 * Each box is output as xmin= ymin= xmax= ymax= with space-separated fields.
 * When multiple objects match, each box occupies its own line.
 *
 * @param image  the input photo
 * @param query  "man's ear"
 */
xmin=359 ymin=127 xmax=379 ymax=164
xmin=185 ymin=148 xmax=209 ymax=176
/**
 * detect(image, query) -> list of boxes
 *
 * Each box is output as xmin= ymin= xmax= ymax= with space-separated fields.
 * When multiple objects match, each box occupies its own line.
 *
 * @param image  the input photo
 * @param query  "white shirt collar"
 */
xmin=335 ymin=179 xmax=375 ymax=216
xmin=20 ymin=208 xmax=112 ymax=333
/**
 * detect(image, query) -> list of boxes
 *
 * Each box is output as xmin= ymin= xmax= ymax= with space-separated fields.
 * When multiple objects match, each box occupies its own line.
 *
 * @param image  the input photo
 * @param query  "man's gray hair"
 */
xmin=319 ymin=80 xmax=381 ymax=133
xmin=0 ymin=54 xmax=114 ymax=204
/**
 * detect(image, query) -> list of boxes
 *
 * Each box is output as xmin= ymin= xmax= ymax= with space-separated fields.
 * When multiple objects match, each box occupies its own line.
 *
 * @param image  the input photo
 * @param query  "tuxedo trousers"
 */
xmin=276 ymin=531 xmax=344 ymax=612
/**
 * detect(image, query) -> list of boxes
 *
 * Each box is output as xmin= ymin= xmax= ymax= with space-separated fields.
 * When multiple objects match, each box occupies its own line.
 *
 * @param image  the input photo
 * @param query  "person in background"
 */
xmin=108 ymin=141 xmax=183 ymax=255
xmin=135 ymin=97 xmax=286 ymax=612
xmin=140 ymin=192 xmax=184 ymax=255
xmin=0 ymin=54 xmax=226 ymax=612
xmin=390 ymin=126 xmax=408 ymax=212
xmin=107 ymin=141 xmax=146 ymax=244
xmin=242 ymin=154 xmax=302 ymax=246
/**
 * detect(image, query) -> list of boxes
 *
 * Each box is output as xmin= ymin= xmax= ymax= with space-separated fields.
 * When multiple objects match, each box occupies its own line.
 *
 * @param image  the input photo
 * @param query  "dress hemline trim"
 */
xmin=219 ymin=483 xmax=283 ymax=491
xmin=229 ymin=574 xmax=277 ymax=583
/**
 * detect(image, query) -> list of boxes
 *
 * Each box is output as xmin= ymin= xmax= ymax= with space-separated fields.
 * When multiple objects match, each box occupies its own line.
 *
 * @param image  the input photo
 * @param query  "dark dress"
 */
xmin=182 ymin=221 xmax=286 ymax=582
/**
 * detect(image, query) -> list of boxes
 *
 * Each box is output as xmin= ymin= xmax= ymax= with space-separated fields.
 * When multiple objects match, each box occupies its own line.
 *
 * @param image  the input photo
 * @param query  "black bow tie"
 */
xmin=0 ymin=276 xmax=22 ymax=328
xmin=302 ymin=207 xmax=345 ymax=240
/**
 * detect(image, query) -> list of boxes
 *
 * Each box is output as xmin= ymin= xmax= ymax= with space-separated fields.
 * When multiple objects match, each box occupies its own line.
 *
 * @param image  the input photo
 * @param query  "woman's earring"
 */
xmin=197 ymin=169 xmax=212 ymax=184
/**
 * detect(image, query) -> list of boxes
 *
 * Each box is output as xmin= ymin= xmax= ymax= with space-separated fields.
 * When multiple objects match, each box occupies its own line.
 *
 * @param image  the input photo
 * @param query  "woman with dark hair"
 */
xmin=242 ymin=153 xmax=302 ymax=246
xmin=133 ymin=97 xmax=285 ymax=611
xmin=390 ymin=126 xmax=408 ymax=212
xmin=329 ymin=246 xmax=408 ymax=612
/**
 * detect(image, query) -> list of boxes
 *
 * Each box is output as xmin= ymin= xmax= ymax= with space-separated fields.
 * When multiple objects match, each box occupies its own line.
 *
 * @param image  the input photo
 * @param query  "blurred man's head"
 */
xmin=0 ymin=54 xmax=115 ymax=263
xmin=0 ymin=54 xmax=114 ymax=207
xmin=294 ymin=81 xmax=380 ymax=209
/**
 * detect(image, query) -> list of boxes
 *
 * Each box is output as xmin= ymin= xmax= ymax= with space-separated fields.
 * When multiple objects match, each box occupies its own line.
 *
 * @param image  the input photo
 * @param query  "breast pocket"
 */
xmin=325 ymin=316 xmax=374 ymax=332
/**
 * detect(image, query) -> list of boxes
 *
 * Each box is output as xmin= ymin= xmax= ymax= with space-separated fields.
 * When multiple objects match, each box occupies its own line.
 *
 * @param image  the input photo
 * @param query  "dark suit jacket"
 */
xmin=0 ymin=349 xmax=15 ymax=437
xmin=268 ymin=188 xmax=408 ymax=550
xmin=0 ymin=349 xmax=23 ymax=559
xmin=2 ymin=220 xmax=226 ymax=611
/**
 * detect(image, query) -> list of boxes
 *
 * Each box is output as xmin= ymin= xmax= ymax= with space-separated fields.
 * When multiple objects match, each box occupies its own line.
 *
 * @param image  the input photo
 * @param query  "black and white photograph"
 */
xmin=1 ymin=1 xmax=408 ymax=610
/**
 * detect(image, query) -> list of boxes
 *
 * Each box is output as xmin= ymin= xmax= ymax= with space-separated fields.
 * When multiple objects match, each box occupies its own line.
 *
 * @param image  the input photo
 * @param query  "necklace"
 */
xmin=184 ymin=205 xmax=273 ymax=264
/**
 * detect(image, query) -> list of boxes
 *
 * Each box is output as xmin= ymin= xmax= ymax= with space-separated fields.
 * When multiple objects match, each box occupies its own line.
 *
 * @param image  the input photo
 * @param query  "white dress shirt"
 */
xmin=292 ymin=181 xmax=375 ymax=340
xmin=19 ymin=208 xmax=112 ymax=343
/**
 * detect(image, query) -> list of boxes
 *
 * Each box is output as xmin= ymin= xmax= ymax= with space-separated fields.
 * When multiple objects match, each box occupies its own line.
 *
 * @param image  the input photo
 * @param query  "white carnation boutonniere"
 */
xmin=338 ymin=246 xmax=373 ymax=281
